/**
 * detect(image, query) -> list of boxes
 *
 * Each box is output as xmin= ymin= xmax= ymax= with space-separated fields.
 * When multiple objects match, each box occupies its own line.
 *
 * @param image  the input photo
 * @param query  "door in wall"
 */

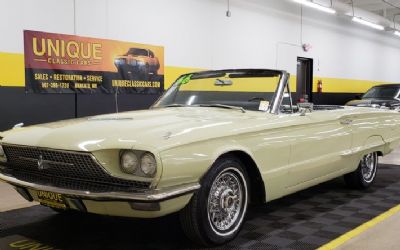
xmin=296 ymin=57 xmax=313 ymax=103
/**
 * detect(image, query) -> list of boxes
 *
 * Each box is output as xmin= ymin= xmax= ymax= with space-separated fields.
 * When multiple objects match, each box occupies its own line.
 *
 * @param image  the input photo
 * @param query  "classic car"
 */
xmin=1 ymin=69 xmax=400 ymax=246
xmin=114 ymin=47 xmax=160 ymax=79
xmin=346 ymin=84 xmax=400 ymax=109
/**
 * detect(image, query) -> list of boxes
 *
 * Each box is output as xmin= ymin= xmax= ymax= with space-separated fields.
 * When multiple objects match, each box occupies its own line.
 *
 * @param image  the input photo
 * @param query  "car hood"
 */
xmin=346 ymin=98 xmax=399 ymax=107
xmin=0 ymin=107 xmax=272 ymax=152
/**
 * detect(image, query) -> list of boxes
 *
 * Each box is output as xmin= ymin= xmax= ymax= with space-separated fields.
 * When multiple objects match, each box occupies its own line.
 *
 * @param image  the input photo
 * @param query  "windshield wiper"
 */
xmin=199 ymin=104 xmax=246 ymax=113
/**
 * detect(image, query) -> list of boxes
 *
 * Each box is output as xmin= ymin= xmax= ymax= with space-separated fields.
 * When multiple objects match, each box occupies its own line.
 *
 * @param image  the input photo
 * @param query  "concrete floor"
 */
xmin=0 ymin=181 xmax=37 ymax=212
xmin=337 ymin=212 xmax=400 ymax=250
xmin=1 ymin=149 xmax=400 ymax=249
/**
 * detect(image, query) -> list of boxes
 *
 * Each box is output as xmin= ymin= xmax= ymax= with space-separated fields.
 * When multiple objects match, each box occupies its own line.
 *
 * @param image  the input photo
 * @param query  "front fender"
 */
xmin=157 ymin=140 xmax=254 ymax=189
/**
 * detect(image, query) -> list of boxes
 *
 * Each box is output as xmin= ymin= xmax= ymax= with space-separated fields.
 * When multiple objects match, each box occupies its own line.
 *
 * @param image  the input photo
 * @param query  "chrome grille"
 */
xmin=2 ymin=169 xmax=146 ymax=193
xmin=2 ymin=145 xmax=150 ymax=191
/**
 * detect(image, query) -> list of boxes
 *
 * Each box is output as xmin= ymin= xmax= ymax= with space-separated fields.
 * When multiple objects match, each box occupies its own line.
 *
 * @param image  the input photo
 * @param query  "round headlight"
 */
xmin=0 ymin=145 xmax=4 ymax=157
xmin=120 ymin=151 xmax=139 ymax=174
xmin=140 ymin=153 xmax=157 ymax=176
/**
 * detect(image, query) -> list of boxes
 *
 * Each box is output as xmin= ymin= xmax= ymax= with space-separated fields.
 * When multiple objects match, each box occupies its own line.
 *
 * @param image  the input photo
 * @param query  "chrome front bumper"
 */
xmin=0 ymin=172 xmax=200 ymax=202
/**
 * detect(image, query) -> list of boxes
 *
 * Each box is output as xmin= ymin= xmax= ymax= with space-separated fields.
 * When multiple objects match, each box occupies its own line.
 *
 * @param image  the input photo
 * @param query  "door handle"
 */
xmin=340 ymin=119 xmax=353 ymax=125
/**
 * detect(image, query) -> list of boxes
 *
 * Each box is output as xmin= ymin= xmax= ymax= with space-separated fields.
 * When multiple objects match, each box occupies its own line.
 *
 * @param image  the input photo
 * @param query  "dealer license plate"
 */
xmin=36 ymin=190 xmax=67 ymax=209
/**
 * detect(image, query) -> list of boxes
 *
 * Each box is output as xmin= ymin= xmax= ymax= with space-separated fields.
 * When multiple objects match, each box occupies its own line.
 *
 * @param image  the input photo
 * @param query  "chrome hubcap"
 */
xmin=361 ymin=152 xmax=377 ymax=183
xmin=207 ymin=169 xmax=245 ymax=234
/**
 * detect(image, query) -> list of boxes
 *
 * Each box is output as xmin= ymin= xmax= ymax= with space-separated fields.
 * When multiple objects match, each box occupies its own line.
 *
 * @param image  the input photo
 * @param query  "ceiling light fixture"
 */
xmin=292 ymin=0 xmax=336 ymax=14
xmin=352 ymin=17 xmax=385 ymax=31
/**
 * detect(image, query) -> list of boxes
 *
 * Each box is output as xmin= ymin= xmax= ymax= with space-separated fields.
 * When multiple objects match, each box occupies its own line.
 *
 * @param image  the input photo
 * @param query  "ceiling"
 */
xmin=337 ymin=0 xmax=400 ymax=22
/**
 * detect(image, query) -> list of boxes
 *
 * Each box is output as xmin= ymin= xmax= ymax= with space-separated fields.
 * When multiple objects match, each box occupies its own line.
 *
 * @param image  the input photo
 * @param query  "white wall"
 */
xmin=0 ymin=0 xmax=74 ymax=53
xmin=1 ymin=0 xmax=400 ymax=82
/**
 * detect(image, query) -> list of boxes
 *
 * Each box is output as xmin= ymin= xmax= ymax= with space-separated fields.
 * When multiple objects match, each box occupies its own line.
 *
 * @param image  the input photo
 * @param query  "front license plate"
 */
xmin=36 ymin=190 xmax=67 ymax=209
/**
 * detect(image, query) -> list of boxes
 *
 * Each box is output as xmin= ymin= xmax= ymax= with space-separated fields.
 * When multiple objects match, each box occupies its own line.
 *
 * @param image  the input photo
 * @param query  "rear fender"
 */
xmin=360 ymin=135 xmax=385 ymax=160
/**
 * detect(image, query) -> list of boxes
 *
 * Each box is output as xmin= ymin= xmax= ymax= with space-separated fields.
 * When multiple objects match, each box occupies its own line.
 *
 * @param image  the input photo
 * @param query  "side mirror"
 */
xmin=13 ymin=123 xmax=24 ymax=128
xmin=299 ymin=108 xmax=307 ymax=116
xmin=298 ymin=102 xmax=314 ymax=116
xmin=355 ymin=94 xmax=362 ymax=100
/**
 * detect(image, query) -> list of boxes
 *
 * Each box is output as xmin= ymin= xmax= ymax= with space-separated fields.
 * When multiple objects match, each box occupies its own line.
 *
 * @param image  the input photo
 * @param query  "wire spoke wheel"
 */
xmin=179 ymin=157 xmax=249 ymax=246
xmin=207 ymin=167 xmax=247 ymax=236
xmin=360 ymin=152 xmax=377 ymax=183
xmin=344 ymin=151 xmax=379 ymax=189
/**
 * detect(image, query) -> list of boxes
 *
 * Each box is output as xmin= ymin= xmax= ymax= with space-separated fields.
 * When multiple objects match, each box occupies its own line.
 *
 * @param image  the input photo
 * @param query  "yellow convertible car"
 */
xmin=1 ymin=69 xmax=400 ymax=246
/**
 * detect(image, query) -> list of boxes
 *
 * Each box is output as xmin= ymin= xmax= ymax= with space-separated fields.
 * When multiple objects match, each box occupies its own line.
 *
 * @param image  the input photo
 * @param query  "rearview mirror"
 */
xmin=215 ymin=79 xmax=233 ymax=86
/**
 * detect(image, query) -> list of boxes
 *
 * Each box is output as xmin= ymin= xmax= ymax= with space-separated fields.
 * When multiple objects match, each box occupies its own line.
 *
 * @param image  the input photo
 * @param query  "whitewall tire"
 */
xmin=179 ymin=156 xmax=249 ymax=246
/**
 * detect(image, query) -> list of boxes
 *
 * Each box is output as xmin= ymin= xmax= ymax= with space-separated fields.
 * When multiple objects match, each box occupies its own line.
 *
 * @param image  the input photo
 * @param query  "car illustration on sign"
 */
xmin=1 ymin=69 xmax=400 ymax=246
xmin=114 ymin=48 xmax=160 ymax=80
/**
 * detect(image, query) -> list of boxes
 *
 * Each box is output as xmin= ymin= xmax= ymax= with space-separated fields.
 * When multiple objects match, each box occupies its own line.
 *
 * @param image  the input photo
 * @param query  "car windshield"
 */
xmin=363 ymin=86 xmax=400 ymax=99
xmin=153 ymin=70 xmax=284 ymax=112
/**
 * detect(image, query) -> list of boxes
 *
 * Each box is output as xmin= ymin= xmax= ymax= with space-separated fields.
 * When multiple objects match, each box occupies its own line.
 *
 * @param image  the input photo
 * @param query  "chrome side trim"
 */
xmin=0 ymin=172 xmax=200 ymax=202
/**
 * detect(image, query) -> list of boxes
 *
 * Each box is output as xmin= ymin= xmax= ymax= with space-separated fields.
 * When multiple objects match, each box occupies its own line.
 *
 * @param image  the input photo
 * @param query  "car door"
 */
xmin=284 ymin=110 xmax=353 ymax=188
